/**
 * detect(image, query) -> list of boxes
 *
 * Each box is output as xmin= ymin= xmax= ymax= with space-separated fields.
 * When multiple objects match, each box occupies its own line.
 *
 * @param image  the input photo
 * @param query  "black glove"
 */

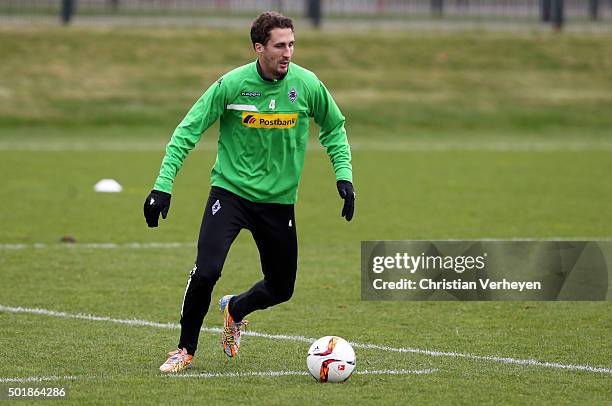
xmin=336 ymin=180 xmax=355 ymax=222
xmin=143 ymin=190 xmax=171 ymax=228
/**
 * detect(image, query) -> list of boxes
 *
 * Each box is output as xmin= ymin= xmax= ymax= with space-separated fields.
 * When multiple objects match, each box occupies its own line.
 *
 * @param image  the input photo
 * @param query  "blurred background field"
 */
xmin=0 ymin=3 xmax=611 ymax=404
xmin=2 ymin=0 xmax=612 ymax=30
xmin=1 ymin=25 xmax=611 ymax=240
xmin=1 ymin=26 xmax=612 ymax=145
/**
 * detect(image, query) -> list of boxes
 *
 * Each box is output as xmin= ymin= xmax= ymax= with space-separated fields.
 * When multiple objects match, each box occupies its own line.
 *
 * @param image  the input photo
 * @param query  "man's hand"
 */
xmin=336 ymin=180 xmax=355 ymax=222
xmin=143 ymin=190 xmax=171 ymax=228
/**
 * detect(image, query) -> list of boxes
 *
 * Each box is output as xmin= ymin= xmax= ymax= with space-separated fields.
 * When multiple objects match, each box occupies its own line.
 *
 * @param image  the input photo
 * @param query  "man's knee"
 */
xmin=270 ymin=281 xmax=294 ymax=304
xmin=189 ymin=261 xmax=222 ymax=289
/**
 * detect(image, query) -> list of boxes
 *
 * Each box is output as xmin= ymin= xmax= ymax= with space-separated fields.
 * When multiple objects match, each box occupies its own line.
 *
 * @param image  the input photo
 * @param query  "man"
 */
xmin=144 ymin=11 xmax=355 ymax=373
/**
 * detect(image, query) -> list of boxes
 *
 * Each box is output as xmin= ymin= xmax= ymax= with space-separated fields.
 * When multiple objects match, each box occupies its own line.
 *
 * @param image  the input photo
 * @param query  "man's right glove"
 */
xmin=143 ymin=190 xmax=171 ymax=228
xmin=336 ymin=180 xmax=355 ymax=222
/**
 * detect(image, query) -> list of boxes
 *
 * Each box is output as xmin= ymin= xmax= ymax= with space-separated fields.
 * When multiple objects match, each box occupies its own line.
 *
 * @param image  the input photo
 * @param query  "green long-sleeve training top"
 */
xmin=154 ymin=61 xmax=352 ymax=204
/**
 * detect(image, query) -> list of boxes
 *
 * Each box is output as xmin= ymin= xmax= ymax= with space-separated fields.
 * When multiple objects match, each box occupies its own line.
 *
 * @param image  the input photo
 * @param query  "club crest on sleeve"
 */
xmin=288 ymin=87 xmax=297 ymax=103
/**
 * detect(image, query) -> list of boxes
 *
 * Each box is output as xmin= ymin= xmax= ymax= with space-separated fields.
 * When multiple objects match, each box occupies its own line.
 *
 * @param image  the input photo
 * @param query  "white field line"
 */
xmin=166 ymin=369 xmax=438 ymax=379
xmin=1 ymin=305 xmax=611 ymax=375
xmin=0 ymin=370 xmax=437 ymax=383
xmin=0 ymin=375 xmax=78 ymax=383
xmin=348 ymin=140 xmax=612 ymax=152
xmin=0 ymin=369 xmax=438 ymax=383
xmin=357 ymin=368 xmax=438 ymax=375
xmin=1 ymin=238 xmax=611 ymax=251
xmin=1 ymin=140 xmax=612 ymax=152
xmin=0 ymin=242 xmax=195 ymax=250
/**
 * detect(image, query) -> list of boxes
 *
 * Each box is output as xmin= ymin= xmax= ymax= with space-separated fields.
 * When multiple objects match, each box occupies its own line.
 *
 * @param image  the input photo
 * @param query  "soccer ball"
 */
xmin=306 ymin=336 xmax=356 ymax=383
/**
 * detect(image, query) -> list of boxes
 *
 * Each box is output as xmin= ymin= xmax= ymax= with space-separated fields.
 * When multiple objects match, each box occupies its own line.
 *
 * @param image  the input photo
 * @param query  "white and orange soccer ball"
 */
xmin=306 ymin=336 xmax=356 ymax=383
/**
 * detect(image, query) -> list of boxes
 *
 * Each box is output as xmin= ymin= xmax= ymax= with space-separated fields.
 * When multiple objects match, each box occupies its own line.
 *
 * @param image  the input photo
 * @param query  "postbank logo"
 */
xmin=241 ymin=112 xmax=298 ymax=129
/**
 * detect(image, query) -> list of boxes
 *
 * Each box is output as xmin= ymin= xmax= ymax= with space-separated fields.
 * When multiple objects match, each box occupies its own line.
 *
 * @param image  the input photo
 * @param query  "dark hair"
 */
xmin=250 ymin=11 xmax=294 ymax=46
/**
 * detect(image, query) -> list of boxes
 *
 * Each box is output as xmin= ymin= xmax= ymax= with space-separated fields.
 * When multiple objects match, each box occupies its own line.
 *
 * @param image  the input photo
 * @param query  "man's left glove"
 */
xmin=336 ymin=180 xmax=355 ymax=222
xmin=143 ymin=190 xmax=171 ymax=228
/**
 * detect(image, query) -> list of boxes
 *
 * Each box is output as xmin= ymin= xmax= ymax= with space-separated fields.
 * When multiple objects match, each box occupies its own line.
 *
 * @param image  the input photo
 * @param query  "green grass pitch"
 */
xmin=0 ymin=26 xmax=611 ymax=404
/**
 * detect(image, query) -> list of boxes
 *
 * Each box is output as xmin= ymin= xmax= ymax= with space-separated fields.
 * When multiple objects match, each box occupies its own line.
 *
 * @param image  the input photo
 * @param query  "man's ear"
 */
xmin=254 ymin=43 xmax=264 ymax=54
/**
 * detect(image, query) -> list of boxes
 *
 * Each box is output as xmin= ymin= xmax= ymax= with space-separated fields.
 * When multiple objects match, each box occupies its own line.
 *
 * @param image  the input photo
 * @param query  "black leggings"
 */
xmin=178 ymin=186 xmax=298 ymax=355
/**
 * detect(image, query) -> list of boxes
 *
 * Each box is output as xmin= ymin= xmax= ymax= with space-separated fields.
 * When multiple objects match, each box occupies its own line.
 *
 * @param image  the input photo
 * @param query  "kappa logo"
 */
xmin=241 ymin=112 xmax=297 ymax=129
xmin=212 ymin=199 xmax=221 ymax=215
xmin=338 ymin=365 xmax=346 ymax=371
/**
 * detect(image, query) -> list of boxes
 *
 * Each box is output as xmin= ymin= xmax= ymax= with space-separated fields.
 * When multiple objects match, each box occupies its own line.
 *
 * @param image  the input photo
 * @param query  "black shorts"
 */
xmin=178 ymin=186 xmax=298 ymax=354
xmin=195 ymin=186 xmax=297 ymax=286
